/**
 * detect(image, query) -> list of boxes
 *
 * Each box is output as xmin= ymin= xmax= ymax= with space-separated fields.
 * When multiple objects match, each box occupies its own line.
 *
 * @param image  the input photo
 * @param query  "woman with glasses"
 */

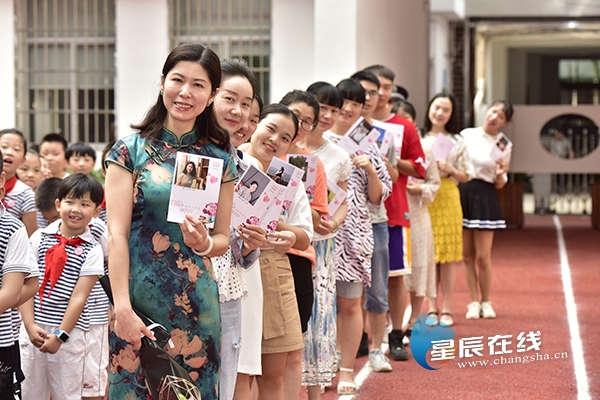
xmin=300 ymin=82 xmax=351 ymax=399
xmin=324 ymin=79 xmax=392 ymax=395
xmin=278 ymin=90 xmax=330 ymax=399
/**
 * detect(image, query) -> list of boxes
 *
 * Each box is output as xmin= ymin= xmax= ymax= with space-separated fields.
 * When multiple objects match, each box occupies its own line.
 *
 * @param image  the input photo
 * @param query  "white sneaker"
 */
xmin=466 ymin=302 xmax=481 ymax=319
xmin=481 ymin=301 xmax=497 ymax=319
xmin=368 ymin=349 xmax=392 ymax=372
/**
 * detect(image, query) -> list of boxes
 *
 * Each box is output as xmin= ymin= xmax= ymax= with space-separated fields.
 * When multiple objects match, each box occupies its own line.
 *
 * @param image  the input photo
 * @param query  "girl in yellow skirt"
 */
xmin=421 ymin=93 xmax=473 ymax=326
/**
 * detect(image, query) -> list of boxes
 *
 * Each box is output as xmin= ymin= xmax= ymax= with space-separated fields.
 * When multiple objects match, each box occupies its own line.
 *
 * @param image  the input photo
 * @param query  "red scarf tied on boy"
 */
xmin=38 ymin=234 xmax=86 ymax=309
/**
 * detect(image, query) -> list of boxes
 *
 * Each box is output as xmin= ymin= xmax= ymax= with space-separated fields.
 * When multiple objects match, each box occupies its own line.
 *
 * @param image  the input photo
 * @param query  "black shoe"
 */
xmin=388 ymin=329 xmax=408 ymax=361
xmin=357 ymin=331 xmax=369 ymax=358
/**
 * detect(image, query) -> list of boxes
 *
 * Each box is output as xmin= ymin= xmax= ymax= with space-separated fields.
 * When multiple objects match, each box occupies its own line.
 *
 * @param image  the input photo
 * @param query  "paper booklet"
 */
xmin=167 ymin=152 xmax=224 ymax=228
xmin=430 ymin=133 xmax=455 ymax=160
xmin=266 ymin=157 xmax=304 ymax=216
xmin=323 ymin=178 xmax=347 ymax=221
xmin=489 ymin=132 xmax=513 ymax=164
xmin=231 ymin=164 xmax=284 ymax=233
xmin=286 ymin=154 xmax=318 ymax=201
xmin=337 ymin=117 xmax=380 ymax=155
xmin=372 ymin=124 xmax=393 ymax=157
xmin=372 ymin=120 xmax=404 ymax=157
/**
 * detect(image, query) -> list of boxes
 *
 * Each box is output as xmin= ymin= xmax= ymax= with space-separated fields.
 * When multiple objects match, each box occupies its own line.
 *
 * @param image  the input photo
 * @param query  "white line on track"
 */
xmin=337 ymin=342 xmax=389 ymax=399
xmin=553 ymin=215 xmax=590 ymax=400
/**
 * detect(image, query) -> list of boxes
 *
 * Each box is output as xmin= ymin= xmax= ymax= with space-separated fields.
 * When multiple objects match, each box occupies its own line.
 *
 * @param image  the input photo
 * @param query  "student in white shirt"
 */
xmin=459 ymin=100 xmax=514 ymax=320
xmin=20 ymin=174 xmax=104 ymax=400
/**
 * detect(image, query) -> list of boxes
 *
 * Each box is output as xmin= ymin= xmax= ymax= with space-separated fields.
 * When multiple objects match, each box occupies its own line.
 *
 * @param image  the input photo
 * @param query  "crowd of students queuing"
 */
xmin=0 ymin=42 xmax=514 ymax=400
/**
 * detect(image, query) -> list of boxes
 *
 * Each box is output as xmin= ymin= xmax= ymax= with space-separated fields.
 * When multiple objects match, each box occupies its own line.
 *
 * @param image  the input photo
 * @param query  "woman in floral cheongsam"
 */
xmin=105 ymin=43 xmax=237 ymax=400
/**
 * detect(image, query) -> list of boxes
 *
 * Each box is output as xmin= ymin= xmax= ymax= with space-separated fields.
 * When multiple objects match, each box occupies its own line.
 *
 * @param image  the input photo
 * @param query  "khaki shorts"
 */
xmin=259 ymin=249 xmax=303 ymax=354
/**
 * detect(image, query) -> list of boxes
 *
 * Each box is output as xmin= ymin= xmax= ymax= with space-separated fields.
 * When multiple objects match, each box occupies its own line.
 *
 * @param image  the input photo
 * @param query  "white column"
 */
xmin=115 ymin=0 xmax=170 ymax=139
xmin=313 ymin=0 xmax=359 ymax=86
xmin=429 ymin=14 xmax=450 ymax=97
xmin=0 ymin=0 xmax=16 ymax=128
xmin=271 ymin=0 xmax=315 ymax=102
xmin=356 ymin=0 xmax=430 ymax=121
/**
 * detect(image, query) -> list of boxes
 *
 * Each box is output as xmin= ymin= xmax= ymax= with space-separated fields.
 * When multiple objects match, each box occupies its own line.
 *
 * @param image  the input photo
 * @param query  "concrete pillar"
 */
xmin=0 ymin=0 xmax=16 ymax=128
xmin=115 ymin=0 xmax=170 ymax=139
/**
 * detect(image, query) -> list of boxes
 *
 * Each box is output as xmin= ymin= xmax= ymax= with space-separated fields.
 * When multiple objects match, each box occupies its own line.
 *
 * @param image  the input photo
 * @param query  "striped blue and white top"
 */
xmin=0 ymin=206 xmax=34 ymax=347
xmin=30 ymin=219 xmax=104 ymax=331
xmin=4 ymin=179 xmax=36 ymax=220
xmin=87 ymin=217 xmax=109 ymax=325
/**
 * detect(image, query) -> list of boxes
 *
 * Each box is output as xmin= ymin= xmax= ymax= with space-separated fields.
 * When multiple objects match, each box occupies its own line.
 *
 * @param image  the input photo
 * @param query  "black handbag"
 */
xmin=99 ymin=275 xmax=201 ymax=399
xmin=139 ymin=336 xmax=201 ymax=399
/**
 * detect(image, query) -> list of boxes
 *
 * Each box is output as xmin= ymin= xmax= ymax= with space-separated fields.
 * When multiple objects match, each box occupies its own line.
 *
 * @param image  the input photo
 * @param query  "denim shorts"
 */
xmin=364 ymin=222 xmax=390 ymax=314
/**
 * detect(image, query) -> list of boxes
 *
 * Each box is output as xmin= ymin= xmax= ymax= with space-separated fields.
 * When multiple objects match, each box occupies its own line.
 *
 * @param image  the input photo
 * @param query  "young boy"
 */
xmin=0 ymin=128 xmax=38 ymax=236
xmin=35 ymin=178 xmax=62 ymax=230
xmin=20 ymin=173 xmax=104 ymax=400
xmin=39 ymin=134 xmax=69 ymax=179
xmin=0 ymin=151 xmax=36 ymax=399
xmin=66 ymin=142 xmax=97 ymax=176
xmin=82 ymin=216 xmax=108 ymax=400
xmin=362 ymin=65 xmax=426 ymax=360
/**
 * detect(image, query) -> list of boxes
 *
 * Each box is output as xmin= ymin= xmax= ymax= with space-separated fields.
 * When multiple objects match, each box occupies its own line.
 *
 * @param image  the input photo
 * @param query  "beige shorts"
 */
xmin=82 ymin=323 xmax=109 ymax=397
xmin=259 ymin=249 xmax=303 ymax=354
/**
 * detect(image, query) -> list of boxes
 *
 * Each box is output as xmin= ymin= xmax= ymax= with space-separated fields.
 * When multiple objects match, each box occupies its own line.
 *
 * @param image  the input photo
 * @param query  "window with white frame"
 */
xmin=15 ymin=0 xmax=116 ymax=145
xmin=170 ymin=0 xmax=271 ymax=103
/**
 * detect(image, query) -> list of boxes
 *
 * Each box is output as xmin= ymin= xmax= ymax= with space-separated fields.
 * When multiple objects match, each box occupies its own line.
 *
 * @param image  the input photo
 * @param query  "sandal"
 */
xmin=337 ymin=367 xmax=357 ymax=395
xmin=426 ymin=311 xmax=439 ymax=325
xmin=440 ymin=312 xmax=454 ymax=327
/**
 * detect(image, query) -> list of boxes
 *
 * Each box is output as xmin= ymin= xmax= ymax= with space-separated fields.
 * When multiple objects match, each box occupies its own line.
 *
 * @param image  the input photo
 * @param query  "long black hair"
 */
xmin=131 ymin=43 xmax=230 ymax=149
xmin=423 ymin=92 xmax=459 ymax=136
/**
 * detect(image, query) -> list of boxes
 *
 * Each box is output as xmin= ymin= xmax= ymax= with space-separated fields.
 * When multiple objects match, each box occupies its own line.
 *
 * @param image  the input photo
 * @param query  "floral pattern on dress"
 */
xmin=106 ymin=128 xmax=237 ymax=400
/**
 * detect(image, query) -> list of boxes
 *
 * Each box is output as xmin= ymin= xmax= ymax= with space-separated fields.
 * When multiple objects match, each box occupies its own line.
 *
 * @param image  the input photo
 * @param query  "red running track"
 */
xmin=300 ymin=215 xmax=599 ymax=400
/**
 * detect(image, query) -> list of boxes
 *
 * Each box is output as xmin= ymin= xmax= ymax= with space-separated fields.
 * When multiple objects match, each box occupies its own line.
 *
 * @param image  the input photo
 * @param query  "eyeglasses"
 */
xmin=296 ymin=115 xmax=315 ymax=132
xmin=366 ymin=90 xmax=379 ymax=98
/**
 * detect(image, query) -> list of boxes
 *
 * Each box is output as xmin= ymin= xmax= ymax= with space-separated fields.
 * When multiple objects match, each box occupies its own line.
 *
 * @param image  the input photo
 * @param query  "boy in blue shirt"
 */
xmin=20 ymin=173 xmax=104 ymax=400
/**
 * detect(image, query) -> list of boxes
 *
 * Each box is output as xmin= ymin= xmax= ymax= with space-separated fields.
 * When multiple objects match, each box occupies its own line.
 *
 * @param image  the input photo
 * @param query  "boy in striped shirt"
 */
xmin=20 ymin=173 xmax=104 ymax=400
xmin=0 ymin=151 xmax=35 ymax=399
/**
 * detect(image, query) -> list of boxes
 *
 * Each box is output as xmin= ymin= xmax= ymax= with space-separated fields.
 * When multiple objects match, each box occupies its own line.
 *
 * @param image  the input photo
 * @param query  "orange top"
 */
xmin=283 ymin=149 xmax=329 ymax=266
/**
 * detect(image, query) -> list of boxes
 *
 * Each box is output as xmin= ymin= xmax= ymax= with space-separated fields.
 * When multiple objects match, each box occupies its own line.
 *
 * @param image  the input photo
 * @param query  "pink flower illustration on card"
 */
xmin=267 ymin=220 xmax=279 ymax=232
xmin=246 ymin=215 xmax=260 ymax=225
xmin=202 ymin=202 xmax=218 ymax=216
xmin=283 ymin=200 xmax=292 ymax=211
xmin=321 ymin=214 xmax=332 ymax=222
xmin=263 ymin=194 xmax=271 ymax=202
xmin=208 ymin=174 xmax=218 ymax=184
xmin=291 ymin=180 xmax=298 ymax=187
xmin=306 ymin=185 xmax=315 ymax=195
xmin=275 ymin=198 xmax=282 ymax=206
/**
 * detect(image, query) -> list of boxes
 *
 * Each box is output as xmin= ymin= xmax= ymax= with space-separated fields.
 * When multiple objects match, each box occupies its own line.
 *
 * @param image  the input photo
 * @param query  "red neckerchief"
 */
xmin=2 ymin=176 xmax=18 ymax=208
xmin=100 ymin=187 xmax=106 ymax=209
xmin=39 ymin=234 xmax=86 ymax=309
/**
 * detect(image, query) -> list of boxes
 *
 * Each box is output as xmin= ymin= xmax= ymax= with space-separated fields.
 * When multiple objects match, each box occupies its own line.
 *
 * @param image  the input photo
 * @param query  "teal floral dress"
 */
xmin=106 ymin=128 xmax=237 ymax=400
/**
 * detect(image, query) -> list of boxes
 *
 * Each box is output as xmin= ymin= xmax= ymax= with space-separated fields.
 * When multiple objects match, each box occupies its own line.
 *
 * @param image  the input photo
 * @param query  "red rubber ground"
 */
xmin=300 ymin=215 xmax=599 ymax=399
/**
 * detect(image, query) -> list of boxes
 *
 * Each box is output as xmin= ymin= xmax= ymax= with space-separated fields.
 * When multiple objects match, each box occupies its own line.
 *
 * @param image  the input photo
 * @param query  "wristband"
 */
xmin=331 ymin=219 xmax=339 ymax=233
xmin=192 ymin=235 xmax=214 ymax=256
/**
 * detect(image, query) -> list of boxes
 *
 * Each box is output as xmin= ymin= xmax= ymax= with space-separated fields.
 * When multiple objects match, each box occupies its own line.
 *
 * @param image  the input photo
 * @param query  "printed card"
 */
xmin=372 ymin=120 xmax=404 ymax=157
xmin=323 ymin=178 xmax=347 ymax=221
xmin=287 ymin=154 xmax=319 ymax=201
xmin=337 ymin=117 xmax=380 ymax=155
xmin=489 ymin=132 xmax=513 ymax=164
xmin=431 ymin=133 xmax=455 ymax=160
xmin=266 ymin=158 xmax=304 ymax=216
xmin=372 ymin=124 xmax=393 ymax=157
xmin=167 ymin=152 xmax=223 ymax=228
xmin=231 ymin=164 xmax=283 ymax=232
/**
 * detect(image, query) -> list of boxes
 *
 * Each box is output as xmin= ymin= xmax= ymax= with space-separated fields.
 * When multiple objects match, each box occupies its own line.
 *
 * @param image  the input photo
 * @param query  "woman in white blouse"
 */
xmin=422 ymin=92 xmax=473 ymax=327
xmin=459 ymin=101 xmax=514 ymax=320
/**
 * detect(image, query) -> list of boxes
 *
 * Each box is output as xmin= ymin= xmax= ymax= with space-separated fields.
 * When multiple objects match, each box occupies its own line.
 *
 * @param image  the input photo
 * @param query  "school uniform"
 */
xmin=0 ymin=205 xmax=34 ymax=399
xmin=21 ymin=219 xmax=103 ymax=400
